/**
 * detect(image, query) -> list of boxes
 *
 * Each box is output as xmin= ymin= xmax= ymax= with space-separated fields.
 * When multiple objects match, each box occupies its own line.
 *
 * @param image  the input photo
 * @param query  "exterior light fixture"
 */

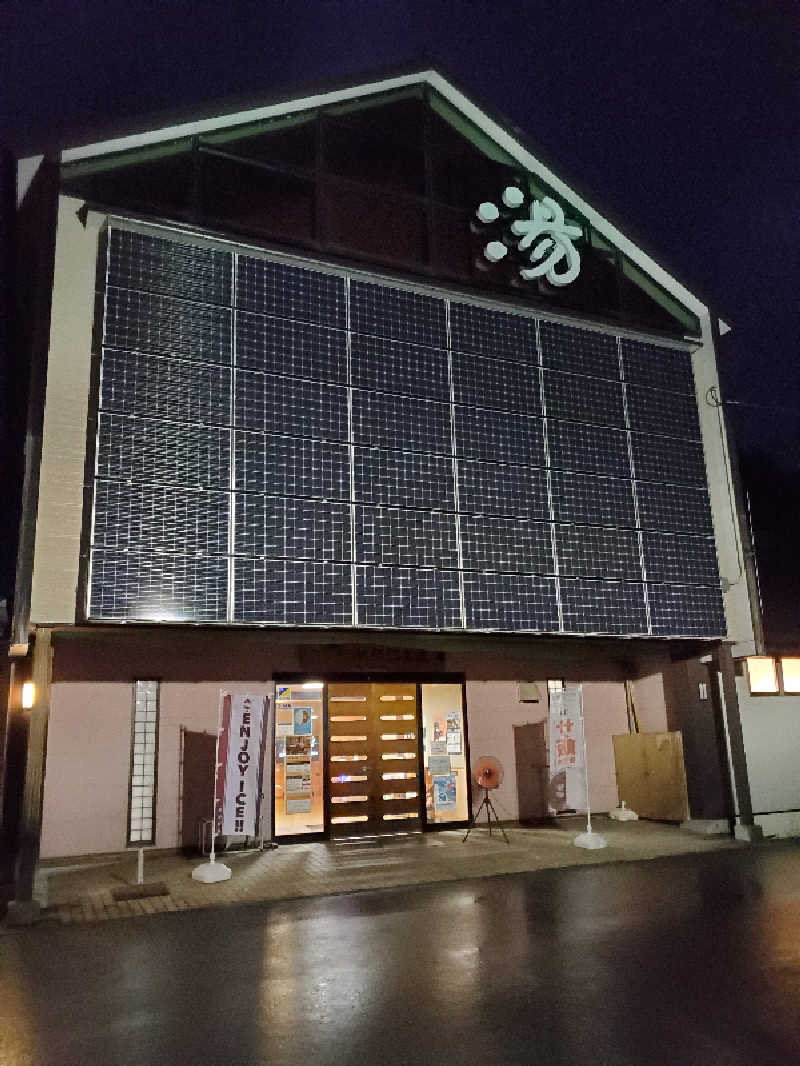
xmin=22 ymin=682 xmax=36 ymax=708
xmin=301 ymin=681 xmax=324 ymax=691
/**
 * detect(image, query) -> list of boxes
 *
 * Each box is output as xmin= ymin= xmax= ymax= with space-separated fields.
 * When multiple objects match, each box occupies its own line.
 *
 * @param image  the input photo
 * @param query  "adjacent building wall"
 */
xmin=735 ymin=676 xmax=800 ymax=838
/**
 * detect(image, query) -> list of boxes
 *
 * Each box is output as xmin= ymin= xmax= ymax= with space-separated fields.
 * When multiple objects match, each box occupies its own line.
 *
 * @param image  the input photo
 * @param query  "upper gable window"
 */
xmin=60 ymin=85 xmax=699 ymax=337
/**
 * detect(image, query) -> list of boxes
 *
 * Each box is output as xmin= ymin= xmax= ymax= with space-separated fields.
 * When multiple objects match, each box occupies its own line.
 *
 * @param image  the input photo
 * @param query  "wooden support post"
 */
xmin=6 ymin=628 xmax=52 ymax=924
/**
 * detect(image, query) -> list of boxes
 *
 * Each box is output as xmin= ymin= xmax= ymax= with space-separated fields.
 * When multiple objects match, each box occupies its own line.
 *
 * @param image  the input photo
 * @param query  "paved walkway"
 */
xmin=32 ymin=817 xmax=742 ymax=925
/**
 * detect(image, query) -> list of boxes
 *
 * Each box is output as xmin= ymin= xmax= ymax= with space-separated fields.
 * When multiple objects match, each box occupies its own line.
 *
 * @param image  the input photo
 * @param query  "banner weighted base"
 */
xmin=573 ymin=830 xmax=608 ymax=850
xmin=191 ymin=861 xmax=232 ymax=883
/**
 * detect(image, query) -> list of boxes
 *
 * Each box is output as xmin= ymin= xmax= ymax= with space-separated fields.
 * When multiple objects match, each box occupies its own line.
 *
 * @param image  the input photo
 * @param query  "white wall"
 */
xmin=736 ymin=676 xmax=800 ymax=836
xmin=692 ymin=316 xmax=756 ymax=654
xmin=30 ymin=195 xmax=102 ymax=624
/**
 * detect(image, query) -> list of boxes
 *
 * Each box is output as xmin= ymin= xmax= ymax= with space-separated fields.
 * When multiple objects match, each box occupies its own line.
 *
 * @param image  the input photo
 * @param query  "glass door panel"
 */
xmin=421 ymin=684 xmax=469 ymax=824
xmin=274 ymin=683 xmax=325 ymax=837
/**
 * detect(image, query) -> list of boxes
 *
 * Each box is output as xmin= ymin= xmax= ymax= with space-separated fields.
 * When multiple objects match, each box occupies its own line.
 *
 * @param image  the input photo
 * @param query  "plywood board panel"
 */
xmin=612 ymin=731 xmax=690 ymax=822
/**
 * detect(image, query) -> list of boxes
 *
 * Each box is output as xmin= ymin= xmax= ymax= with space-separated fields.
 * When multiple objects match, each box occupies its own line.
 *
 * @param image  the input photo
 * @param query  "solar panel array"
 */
xmin=88 ymin=226 xmax=726 ymax=637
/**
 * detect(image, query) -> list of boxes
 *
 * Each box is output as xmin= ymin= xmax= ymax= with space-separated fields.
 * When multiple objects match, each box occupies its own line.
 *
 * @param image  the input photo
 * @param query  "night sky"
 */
xmin=2 ymin=0 xmax=798 ymax=642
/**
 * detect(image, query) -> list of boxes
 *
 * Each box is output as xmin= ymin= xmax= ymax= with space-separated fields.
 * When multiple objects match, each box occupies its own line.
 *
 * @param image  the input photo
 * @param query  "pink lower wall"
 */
xmin=39 ymin=669 xmax=669 ymax=858
xmin=40 ymin=683 xmax=133 ymax=858
xmin=156 ymin=683 xmax=273 ymax=851
xmin=464 ymin=680 xmax=663 ymax=819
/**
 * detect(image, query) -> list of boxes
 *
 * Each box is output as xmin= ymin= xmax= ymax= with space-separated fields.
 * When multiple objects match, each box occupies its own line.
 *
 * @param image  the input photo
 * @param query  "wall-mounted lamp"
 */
xmin=21 ymin=682 xmax=36 ymax=709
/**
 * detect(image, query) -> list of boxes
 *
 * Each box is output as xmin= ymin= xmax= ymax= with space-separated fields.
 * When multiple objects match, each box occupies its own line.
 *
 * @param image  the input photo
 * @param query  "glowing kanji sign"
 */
xmin=476 ymin=187 xmax=582 ymax=286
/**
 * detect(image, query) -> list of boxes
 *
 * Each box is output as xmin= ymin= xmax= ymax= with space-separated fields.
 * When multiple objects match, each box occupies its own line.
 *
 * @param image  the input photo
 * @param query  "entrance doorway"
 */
xmin=328 ymin=682 xmax=421 ymax=837
xmin=180 ymin=729 xmax=216 ymax=853
xmin=514 ymin=722 xmax=548 ymax=823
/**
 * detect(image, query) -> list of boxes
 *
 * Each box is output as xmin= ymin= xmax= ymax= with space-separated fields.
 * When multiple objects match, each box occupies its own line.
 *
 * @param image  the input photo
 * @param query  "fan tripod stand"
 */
xmin=463 ymin=786 xmax=510 ymax=844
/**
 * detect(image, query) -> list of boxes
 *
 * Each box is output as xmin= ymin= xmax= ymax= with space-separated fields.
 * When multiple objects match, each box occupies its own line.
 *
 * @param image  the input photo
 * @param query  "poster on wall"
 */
xmin=293 ymin=706 xmax=313 ymax=734
xmin=428 ymin=755 xmax=451 ymax=775
xmin=433 ymin=774 xmax=457 ymax=810
xmin=547 ymin=685 xmax=587 ymax=814
xmin=286 ymin=734 xmax=311 ymax=758
xmin=286 ymin=797 xmax=312 ymax=814
xmin=275 ymin=720 xmax=293 ymax=737
xmin=215 ymin=692 xmax=270 ymax=838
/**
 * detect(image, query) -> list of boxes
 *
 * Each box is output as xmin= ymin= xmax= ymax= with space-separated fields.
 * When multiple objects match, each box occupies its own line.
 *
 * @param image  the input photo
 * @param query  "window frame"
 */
xmin=126 ymin=679 xmax=161 ymax=846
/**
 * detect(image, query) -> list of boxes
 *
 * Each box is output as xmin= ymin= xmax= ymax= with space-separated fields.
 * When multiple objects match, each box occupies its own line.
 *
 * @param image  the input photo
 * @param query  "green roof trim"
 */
xmin=201 ymin=109 xmax=316 ymax=147
xmin=61 ymin=136 xmax=193 ymax=178
xmin=429 ymin=90 xmax=517 ymax=166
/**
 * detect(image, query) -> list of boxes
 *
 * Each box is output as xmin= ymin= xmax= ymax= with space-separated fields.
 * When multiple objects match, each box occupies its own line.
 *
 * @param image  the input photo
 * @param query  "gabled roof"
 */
xmin=28 ymin=67 xmax=721 ymax=336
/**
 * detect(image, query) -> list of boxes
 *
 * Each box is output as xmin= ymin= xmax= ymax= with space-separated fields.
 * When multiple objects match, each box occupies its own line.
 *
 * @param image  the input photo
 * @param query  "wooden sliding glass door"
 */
xmin=327 ymin=682 xmax=421 ymax=836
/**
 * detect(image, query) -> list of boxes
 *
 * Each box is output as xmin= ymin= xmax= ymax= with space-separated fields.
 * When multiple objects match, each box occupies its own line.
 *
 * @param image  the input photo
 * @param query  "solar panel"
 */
xmin=630 ymin=431 xmax=707 ymax=486
xmin=648 ymin=582 xmax=726 ymax=637
xmin=352 ymin=390 xmax=451 ymax=453
xmin=234 ymin=431 xmax=350 ymax=499
xmin=89 ymin=550 xmax=227 ymax=621
xmin=547 ymin=419 xmax=631 ymax=478
xmin=350 ymin=281 xmax=446 ymax=348
xmin=353 ymin=447 xmax=455 ymax=509
xmin=452 ymin=351 xmax=540 ymax=413
xmin=93 ymin=481 xmax=229 ymax=556
xmin=355 ymin=506 xmax=459 ymax=569
xmin=539 ymin=321 xmax=619 ymax=379
xmin=560 ymin=578 xmax=648 ymax=634
xmin=455 ymin=405 xmax=544 ymax=464
xmin=101 ymin=349 xmax=231 ymax=424
xmin=626 ymin=383 xmax=701 ymax=439
xmin=457 ymin=460 xmax=549 ymax=519
xmin=621 ymin=339 xmax=694 ymax=396
xmin=642 ymin=531 xmax=720 ymax=585
xmin=543 ymin=369 xmax=625 ymax=428
xmin=237 ymin=255 xmax=346 ymax=327
xmin=356 ymin=565 xmax=461 ymax=628
xmin=236 ymin=496 xmax=351 ymax=561
xmin=107 ymin=228 xmax=232 ymax=306
xmin=550 ymin=469 xmax=636 ymax=527
xmin=88 ymin=226 xmax=725 ymax=639
xmin=556 ymin=524 xmax=641 ymax=581
xmin=96 ymin=412 xmax=231 ymax=490
xmin=462 ymin=572 xmax=559 ymax=631
xmin=234 ymin=370 xmax=349 ymax=440
xmin=236 ymin=311 xmax=347 ymax=382
xmin=235 ymin=559 xmax=352 ymax=624
xmin=636 ymin=481 xmax=714 ymax=535
xmin=351 ymin=334 xmax=449 ymax=401
xmin=450 ymin=302 xmax=538 ymax=361
xmin=460 ymin=515 xmax=553 ymax=573
xmin=104 ymin=288 xmax=232 ymax=363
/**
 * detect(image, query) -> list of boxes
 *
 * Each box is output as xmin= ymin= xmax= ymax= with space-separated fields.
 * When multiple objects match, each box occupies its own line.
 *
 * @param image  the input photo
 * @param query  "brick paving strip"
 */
xmin=31 ymin=819 xmax=744 ymax=926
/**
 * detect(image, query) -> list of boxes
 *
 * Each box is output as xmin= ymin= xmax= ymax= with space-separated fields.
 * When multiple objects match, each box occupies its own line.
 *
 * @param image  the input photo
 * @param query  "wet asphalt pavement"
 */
xmin=1 ymin=844 xmax=799 ymax=1066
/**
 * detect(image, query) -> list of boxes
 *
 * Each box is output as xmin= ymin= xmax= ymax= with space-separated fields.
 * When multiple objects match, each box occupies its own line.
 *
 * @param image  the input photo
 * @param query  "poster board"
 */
xmin=612 ymin=731 xmax=690 ymax=822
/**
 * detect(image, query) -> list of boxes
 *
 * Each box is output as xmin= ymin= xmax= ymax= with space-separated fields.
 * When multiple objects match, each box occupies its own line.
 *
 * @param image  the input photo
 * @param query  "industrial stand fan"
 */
xmin=463 ymin=756 xmax=510 ymax=844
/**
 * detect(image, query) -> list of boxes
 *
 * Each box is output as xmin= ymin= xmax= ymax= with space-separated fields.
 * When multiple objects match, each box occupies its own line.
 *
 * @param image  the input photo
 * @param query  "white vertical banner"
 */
xmin=548 ymin=684 xmax=587 ymax=813
xmin=216 ymin=693 xmax=269 ymax=837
